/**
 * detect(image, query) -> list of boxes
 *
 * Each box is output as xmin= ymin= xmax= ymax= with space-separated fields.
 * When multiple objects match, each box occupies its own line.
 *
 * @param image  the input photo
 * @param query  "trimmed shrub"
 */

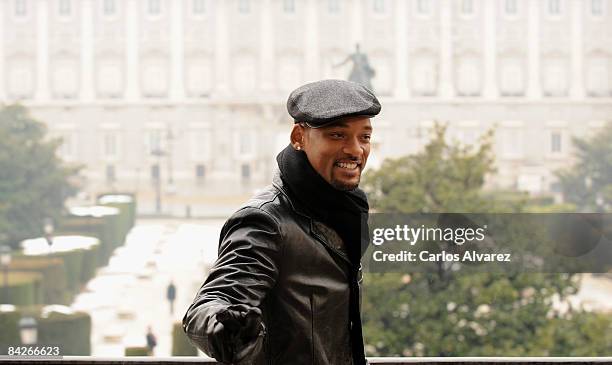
xmin=8 ymin=256 xmax=68 ymax=304
xmin=97 ymin=192 xmax=137 ymax=230
xmin=125 ymin=346 xmax=149 ymax=356
xmin=57 ymin=217 xmax=112 ymax=265
xmin=0 ymin=310 xmax=21 ymax=344
xmin=172 ymin=322 xmax=198 ymax=356
xmin=0 ymin=306 xmax=91 ymax=354
xmin=37 ymin=310 xmax=91 ymax=355
xmin=79 ymin=245 xmax=99 ymax=285
xmin=50 ymin=250 xmax=84 ymax=293
xmin=2 ymin=271 xmax=43 ymax=306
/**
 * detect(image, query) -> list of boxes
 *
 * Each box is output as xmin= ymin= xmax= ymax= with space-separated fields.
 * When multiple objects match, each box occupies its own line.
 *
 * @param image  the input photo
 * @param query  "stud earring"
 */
xmin=296 ymin=145 xmax=301 ymax=151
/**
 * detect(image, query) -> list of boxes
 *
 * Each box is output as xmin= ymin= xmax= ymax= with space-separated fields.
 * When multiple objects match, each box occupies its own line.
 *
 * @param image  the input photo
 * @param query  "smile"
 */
xmin=334 ymin=161 xmax=360 ymax=170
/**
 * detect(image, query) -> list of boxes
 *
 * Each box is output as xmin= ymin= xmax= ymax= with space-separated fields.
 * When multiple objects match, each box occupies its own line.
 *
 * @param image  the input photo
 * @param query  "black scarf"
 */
xmin=276 ymin=144 xmax=369 ymax=365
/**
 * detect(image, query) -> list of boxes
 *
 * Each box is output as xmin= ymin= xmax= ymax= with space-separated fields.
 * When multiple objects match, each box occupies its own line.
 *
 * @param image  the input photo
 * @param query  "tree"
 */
xmin=0 ymin=104 xmax=81 ymax=249
xmin=360 ymin=124 xmax=609 ymax=356
xmin=557 ymin=122 xmax=612 ymax=212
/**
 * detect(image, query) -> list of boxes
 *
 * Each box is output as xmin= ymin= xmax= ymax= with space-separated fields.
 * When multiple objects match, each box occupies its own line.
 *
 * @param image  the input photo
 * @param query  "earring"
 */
xmin=296 ymin=145 xmax=301 ymax=151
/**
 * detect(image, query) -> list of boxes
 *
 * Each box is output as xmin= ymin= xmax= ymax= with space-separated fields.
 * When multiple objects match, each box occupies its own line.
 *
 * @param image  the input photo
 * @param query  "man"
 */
xmin=145 ymin=326 xmax=157 ymax=356
xmin=167 ymin=280 xmax=177 ymax=314
xmin=183 ymin=79 xmax=380 ymax=364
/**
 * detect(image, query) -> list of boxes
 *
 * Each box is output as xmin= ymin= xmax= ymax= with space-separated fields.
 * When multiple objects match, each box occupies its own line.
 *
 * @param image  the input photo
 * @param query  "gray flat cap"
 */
xmin=287 ymin=79 xmax=381 ymax=128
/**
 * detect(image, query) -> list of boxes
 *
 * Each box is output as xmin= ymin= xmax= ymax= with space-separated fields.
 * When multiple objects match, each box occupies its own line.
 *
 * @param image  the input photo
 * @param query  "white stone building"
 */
xmin=1 ymin=0 xmax=611 ymax=206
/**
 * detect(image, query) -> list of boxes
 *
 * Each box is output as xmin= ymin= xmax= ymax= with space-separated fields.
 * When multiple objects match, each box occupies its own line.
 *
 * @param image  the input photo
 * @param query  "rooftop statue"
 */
xmin=333 ymin=44 xmax=376 ymax=91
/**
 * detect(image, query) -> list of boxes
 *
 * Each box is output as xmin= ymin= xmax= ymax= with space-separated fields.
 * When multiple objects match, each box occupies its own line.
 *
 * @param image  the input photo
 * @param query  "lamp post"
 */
xmin=0 ymin=245 xmax=11 ymax=304
xmin=18 ymin=317 xmax=38 ymax=345
xmin=151 ymin=148 xmax=165 ymax=214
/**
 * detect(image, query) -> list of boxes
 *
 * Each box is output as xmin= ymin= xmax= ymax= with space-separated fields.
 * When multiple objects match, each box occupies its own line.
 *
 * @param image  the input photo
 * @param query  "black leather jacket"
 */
xmin=183 ymin=173 xmax=358 ymax=364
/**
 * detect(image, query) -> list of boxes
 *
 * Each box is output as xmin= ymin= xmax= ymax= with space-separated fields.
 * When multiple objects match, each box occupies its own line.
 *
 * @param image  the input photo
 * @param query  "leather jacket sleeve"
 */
xmin=182 ymin=206 xmax=283 ymax=360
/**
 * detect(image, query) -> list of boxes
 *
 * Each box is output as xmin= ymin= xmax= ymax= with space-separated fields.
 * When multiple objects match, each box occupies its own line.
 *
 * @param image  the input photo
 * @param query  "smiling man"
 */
xmin=183 ymin=79 xmax=380 ymax=365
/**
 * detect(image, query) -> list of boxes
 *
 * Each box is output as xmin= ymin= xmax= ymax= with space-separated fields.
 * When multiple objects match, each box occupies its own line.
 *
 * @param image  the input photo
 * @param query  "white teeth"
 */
xmin=336 ymin=162 xmax=358 ymax=169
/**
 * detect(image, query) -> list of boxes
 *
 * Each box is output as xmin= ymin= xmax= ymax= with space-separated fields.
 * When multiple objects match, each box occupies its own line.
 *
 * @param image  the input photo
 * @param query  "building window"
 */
xmin=193 ymin=0 xmax=205 ymax=14
xmin=586 ymin=55 xmax=611 ymax=97
xmin=412 ymin=56 xmax=437 ymax=96
xmin=58 ymin=132 xmax=76 ymax=159
xmin=241 ymin=163 xmax=251 ymax=181
xmin=543 ymin=58 xmax=568 ymax=97
xmin=238 ymin=130 xmax=255 ymax=156
xmin=500 ymin=128 xmax=524 ymax=159
xmin=103 ymin=131 xmax=119 ymax=158
xmin=461 ymin=0 xmax=473 ymax=15
xmin=147 ymin=129 xmax=164 ymax=155
xmin=328 ymin=0 xmax=340 ymax=14
xmin=58 ymin=0 xmax=71 ymax=16
xmin=500 ymin=59 xmax=525 ymax=96
xmin=283 ymin=0 xmax=295 ymax=13
xmin=190 ymin=129 xmax=211 ymax=161
xmin=456 ymin=56 xmax=481 ymax=96
xmin=591 ymin=0 xmax=603 ymax=15
xmin=148 ymin=0 xmax=160 ymax=15
xmin=505 ymin=0 xmax=517 ymax=15
xmin=106 ymin=165 xmax=116 ymax=183
xmin=195 ymin=164 xmax=206 ymax=181
xmin=103 ymin=0 xmax=116 ymax=15
xmin=416 ymin=0 xmax=430 ymax=15
xmin=15 ymin=0 xmax=27 ymax=17
xmin=551 ymin=132 xmax=562 ymax=153
xmin=238 ymin=0 xmax=250 ymax=14
xmin=373 ymin=0 xmax=385 ymax=13
xmin=548 ymin=0 xmax=561 ymax=15
xmin=151 ymin=164 xmax=160 ymax=181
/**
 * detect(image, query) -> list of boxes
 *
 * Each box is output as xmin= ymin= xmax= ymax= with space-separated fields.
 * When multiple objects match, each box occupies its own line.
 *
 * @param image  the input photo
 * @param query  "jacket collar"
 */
xmin=272 ymin=168 xmax=351 ymax=263
xmin=271 ymin=168 xmax=315 ymax=220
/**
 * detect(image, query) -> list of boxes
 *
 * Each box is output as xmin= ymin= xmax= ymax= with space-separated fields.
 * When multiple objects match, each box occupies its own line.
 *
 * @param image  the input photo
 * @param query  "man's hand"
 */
xmin=208 ymin=304 xmax=265 ymax=364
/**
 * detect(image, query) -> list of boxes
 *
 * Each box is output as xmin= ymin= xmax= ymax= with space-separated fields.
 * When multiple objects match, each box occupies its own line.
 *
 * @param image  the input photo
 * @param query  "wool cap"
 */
xmin=287 ymin=79 xmax=381 ymax=128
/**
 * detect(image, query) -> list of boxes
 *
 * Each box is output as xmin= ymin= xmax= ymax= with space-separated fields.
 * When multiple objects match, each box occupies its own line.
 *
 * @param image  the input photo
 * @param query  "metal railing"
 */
xmin=15 ymin=357 xmax=609 ymax=364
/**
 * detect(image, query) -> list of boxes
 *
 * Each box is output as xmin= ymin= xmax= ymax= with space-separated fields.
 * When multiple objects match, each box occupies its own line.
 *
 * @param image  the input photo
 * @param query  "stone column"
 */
xmin=527 ymin=0 xmax=541 ymax=98
xmin=394 ymin=0 xmax=409 ymax=98
xmin=571 ymin=0 xmax=584 ymax=98
xmin=483 ymin=0 xmax=497 ymax=98
xmin=125 ymin=0 xmax=140 ymax=100
xmin=214 ymin=0 xmax=230 ymax=96
xmin=350 ymin=0 xmax=363 ymax=46
xmin=35 ymin=0 xmax=50 ymax=101
xmin=259 ymin=0 xmax=274 ymax=93
xmin=170 ymin=0 xmax=185 ymax=100
xmin=304 ymin=0 xmax=319 ymax=81
xmin=439 ymin=0 xmax=454 ymax=98
xmin=0 ymin=1 xmax=5 ymax=101
xmin=80 ymin=0 xmax=94 ymax=101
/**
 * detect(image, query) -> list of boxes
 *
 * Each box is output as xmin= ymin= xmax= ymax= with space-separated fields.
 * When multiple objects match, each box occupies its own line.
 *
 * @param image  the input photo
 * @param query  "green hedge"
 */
xmin=79 ymin=245 xmax=99 ymax=285
xmin=125 ymin=346 xmax=149 ymax=356
xmin=1 ymin=272 xmax=43 ymax=306
xmin=172 ymin=322 xmax=198 ymax=356
xmin=8 ymin=256 xmax=68 ymax=305
xmin=97 ymin=201 xmax=132 ymax=245
xmin=0 ymin=310 xmax=21 ymax=344
xmin=50 ymin=250 xmax=84 ymax=293
xmin=97 ymin=192 xmax=137 ymax=231
xmin=105 ymin=213 xmax=123 ymax=250
xmin=37 ymin=310 xmax=91 ymax=355
xmin=57 ymin=217 xmax=113 ymax=266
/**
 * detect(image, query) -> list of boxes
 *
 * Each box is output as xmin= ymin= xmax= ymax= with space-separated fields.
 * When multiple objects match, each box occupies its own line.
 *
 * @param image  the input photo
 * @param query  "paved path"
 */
xmin=71 ymin=218 xmax=225 ymax=357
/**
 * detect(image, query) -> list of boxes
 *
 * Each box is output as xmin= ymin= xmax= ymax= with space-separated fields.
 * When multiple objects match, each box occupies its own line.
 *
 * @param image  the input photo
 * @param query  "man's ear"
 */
xmin=290 ymin=124 xmax=305 ymax=150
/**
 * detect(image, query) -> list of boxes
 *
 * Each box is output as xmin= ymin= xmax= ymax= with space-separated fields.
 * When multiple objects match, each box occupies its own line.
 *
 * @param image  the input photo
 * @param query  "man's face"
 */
xmin=296 ymin=117 xmax=372 ymax=191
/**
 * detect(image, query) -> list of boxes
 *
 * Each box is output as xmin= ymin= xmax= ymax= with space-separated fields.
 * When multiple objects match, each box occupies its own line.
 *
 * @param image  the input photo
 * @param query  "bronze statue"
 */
xmin=334 ymin=44 xmax=376 ymax=91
